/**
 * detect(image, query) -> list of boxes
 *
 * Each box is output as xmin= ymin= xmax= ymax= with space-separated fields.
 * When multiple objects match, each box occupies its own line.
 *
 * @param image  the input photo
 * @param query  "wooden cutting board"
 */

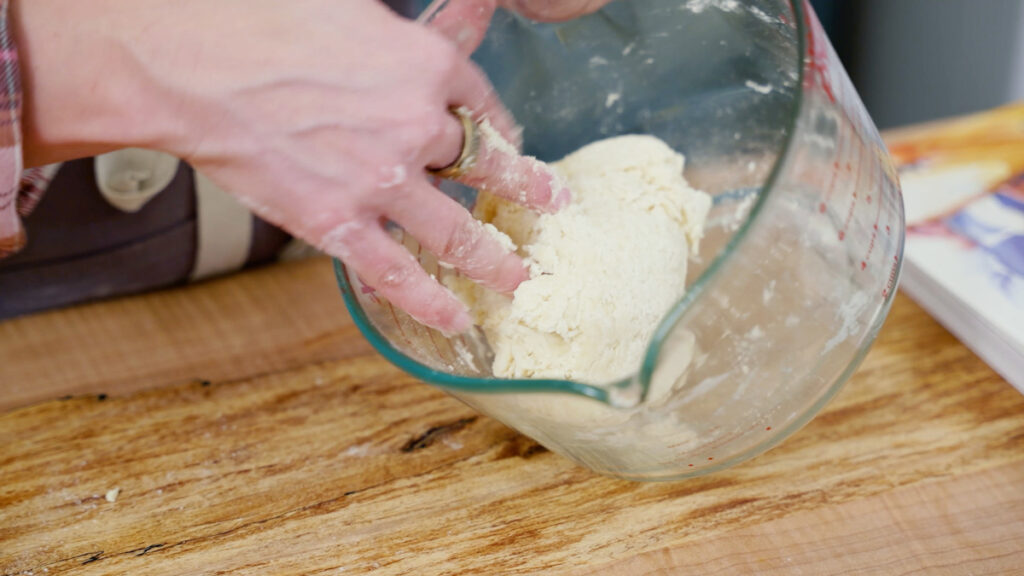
xmin=2 ymin=257 xmax=1023 ymax=575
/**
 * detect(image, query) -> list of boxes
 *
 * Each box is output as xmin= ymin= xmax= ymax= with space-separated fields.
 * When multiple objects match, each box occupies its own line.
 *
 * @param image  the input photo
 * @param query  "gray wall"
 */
xmin=847 ymin=0 xmax=1024 ymax=129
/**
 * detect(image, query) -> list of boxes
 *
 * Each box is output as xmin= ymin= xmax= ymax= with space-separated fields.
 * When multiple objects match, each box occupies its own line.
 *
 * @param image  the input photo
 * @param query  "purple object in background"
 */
xmin=0 ymin=158 xmax=290 ymax=320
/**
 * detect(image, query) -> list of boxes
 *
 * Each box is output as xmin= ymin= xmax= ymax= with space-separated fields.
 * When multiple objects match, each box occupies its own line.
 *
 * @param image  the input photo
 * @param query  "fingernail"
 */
xmin=420 ymin=305 xmax=473 ymax=336
xmin=494 ymin=260 xmax=529 ymax=294
xmin=448 ymin=308 xmax=474 ymax=335
xmin=552 ymin=186 xmax=572 ymax=210
xmin=539 ymin=183 xmax=571 ymax=213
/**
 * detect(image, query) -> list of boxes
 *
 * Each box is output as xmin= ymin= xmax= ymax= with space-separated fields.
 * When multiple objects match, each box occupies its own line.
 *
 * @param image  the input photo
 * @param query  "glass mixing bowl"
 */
xmin=335 ymin=0 xmax=905 ymax=480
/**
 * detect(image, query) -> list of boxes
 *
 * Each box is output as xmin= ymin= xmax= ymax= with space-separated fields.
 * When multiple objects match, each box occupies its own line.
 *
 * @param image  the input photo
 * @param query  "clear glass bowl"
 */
xmin=336 ymin=0 xmax=904 ymax=480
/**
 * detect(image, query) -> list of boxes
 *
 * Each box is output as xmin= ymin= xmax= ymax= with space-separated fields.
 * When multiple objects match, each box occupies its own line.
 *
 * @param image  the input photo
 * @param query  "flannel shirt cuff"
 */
xmin=0 ymin=0 xmax=38 ymax=259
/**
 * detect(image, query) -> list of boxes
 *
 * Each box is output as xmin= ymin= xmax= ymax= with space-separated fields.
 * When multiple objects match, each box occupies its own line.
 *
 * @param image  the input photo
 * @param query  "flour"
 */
xmin=449 ymin=135 xmax=711 ymax=385
xmin=745 ymin=80 xmax=773 ymax=95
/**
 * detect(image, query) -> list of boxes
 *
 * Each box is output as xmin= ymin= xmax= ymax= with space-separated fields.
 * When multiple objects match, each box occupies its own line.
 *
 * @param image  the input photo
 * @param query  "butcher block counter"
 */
xmin=3 ymin=129 xmax=1024 ymax=574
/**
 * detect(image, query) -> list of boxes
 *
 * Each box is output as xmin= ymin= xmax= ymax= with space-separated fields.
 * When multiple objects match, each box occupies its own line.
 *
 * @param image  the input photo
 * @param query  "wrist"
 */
xmin=10 ymin=0 xmax=180 ymax=166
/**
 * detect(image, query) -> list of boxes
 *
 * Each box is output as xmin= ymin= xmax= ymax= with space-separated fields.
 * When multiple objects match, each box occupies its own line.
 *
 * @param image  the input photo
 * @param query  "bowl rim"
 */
xmin=338 ymin=0 xmax=837 ymax=402
xmin=337 ymin=0 xmax=909 ymax=479
xmin=335 ymin=258 xmax=628 ymax=403
xmin=640 ymin=0 xmax=808 ymax=387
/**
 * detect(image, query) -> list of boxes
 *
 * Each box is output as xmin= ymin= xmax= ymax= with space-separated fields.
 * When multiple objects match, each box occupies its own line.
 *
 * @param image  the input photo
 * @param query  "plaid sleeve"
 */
xmin=0 ymin=0 xmax=28 ymax=258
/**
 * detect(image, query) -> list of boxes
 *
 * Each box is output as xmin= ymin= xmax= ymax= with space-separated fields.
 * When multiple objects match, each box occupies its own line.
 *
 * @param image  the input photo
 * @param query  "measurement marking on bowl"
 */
xmin=882 ymin=255 xmax=899 ymax=298
xmin=416 ymin=240 xmax=450 ymax=362
xmin=385 ymin=302 xmax=414 ymax=349
xmin=425 ymin=314 xmax=447 ymax=361
xmin=862 ymin=155 xmax=886 ymax=269
xmin=360 ymin=282 xmax=380 ymax=304
xmin=838 ymin=141 xmax=865 ymax=241
xmin=448 ymin=268 xmax=478 ymax=368
xmin=379 ymin=230 xmax=415 ymax=351
xmin=821 ymin=121 xmax=849 ymax=211
xmin=805 ymin=10 xmax=837 ymax=105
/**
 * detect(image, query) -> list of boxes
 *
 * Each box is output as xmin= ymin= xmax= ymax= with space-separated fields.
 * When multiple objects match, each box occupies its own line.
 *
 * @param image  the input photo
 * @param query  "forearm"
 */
xmin=3 ymin=0 xmax=574 ymax=331
xmin=9 ymin=0 xmax=178 ymax=166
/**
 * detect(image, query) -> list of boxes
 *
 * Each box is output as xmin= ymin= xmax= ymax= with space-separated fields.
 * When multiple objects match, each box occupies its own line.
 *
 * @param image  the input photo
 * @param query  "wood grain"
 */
xmin=2 ymin=259 xmax=1023 ymax=576
xmin=0 ymin=258 xmax=371 ymax=411
xmin=578 ymin=462 xmax=1024 ymax=575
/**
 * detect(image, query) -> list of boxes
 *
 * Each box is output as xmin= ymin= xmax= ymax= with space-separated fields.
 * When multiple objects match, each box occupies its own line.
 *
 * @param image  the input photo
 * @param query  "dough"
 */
xmin=450 ymin=134 xmax=711 ymax=385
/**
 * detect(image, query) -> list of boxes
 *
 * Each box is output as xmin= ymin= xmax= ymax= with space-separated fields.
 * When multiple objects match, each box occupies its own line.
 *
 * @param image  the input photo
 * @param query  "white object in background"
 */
xmin=900 ymin=166 xmax=1024 ymax=395
xmin=94 ymin=149 xmax=181 ymax=213
xmin=189 ymin=171 xmax=253 ymax=281
xmin=94 ymin=148 xmax=255 ymax=280
xmin=900 ymin=163 xmax=1010 ymax=226
xmin=902 ymin=257 xmax=1024 ymax=395
xmin=278 ymin=239 xmax=322 ymax=262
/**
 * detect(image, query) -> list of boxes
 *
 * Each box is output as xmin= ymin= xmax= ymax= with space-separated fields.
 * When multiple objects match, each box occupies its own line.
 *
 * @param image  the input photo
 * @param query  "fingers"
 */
xmin=500 ymin=0 xmax=613 ymax=22
xmin=424 ymin=0 xmax=520 ymax=147
xmin=425 ymin=3 xmax=572 ymax=213
xmin=460 ymin=118 xmax=571 ymax=213
xmin=447 ymin=58 xmax=522 ymax=149
xmin=424 ymin=0 xmax=497 ymax=55
xmin=424 ymin=107 xmax=471 ymax=173
xmin=424 ymin=107 xmax=570 ymax=213
xmin=388 ymin=181 xmax=529 ymax=293
xmin=320 ymin=220 xmax=472 ymax=334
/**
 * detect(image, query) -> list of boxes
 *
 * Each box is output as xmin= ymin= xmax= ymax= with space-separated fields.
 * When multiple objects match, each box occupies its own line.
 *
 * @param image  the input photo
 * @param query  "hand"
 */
xmin=429 ymin=0 xmax=616 ymax=54
xmin=12 ymin=0 xmax=569 ymax=333
xmin=502 ymin=0 xmax=615 ymax=21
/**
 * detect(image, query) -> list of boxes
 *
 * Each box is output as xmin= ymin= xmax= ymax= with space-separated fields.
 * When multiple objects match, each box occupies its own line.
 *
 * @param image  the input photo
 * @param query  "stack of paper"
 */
xmin=889 ymin=104 xmax=1024 ymax=394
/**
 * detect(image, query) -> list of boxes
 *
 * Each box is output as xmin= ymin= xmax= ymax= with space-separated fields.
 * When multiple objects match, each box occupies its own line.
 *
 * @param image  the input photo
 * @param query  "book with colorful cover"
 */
xmin=888 ymin=104 xmax=1024 ymax=393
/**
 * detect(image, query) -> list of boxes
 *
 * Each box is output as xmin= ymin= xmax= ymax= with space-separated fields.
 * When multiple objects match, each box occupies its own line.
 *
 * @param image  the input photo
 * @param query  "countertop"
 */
xmin=2 ymin=254 xmax=1022 ymax=575
xmin=4 ymin=115 xmax=1024 ymax=575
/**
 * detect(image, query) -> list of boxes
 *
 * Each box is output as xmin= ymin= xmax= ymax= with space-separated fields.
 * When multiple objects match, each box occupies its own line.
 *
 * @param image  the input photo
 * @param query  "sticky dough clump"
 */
xmin=449 ymin=134 xmax=712 ymax=384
